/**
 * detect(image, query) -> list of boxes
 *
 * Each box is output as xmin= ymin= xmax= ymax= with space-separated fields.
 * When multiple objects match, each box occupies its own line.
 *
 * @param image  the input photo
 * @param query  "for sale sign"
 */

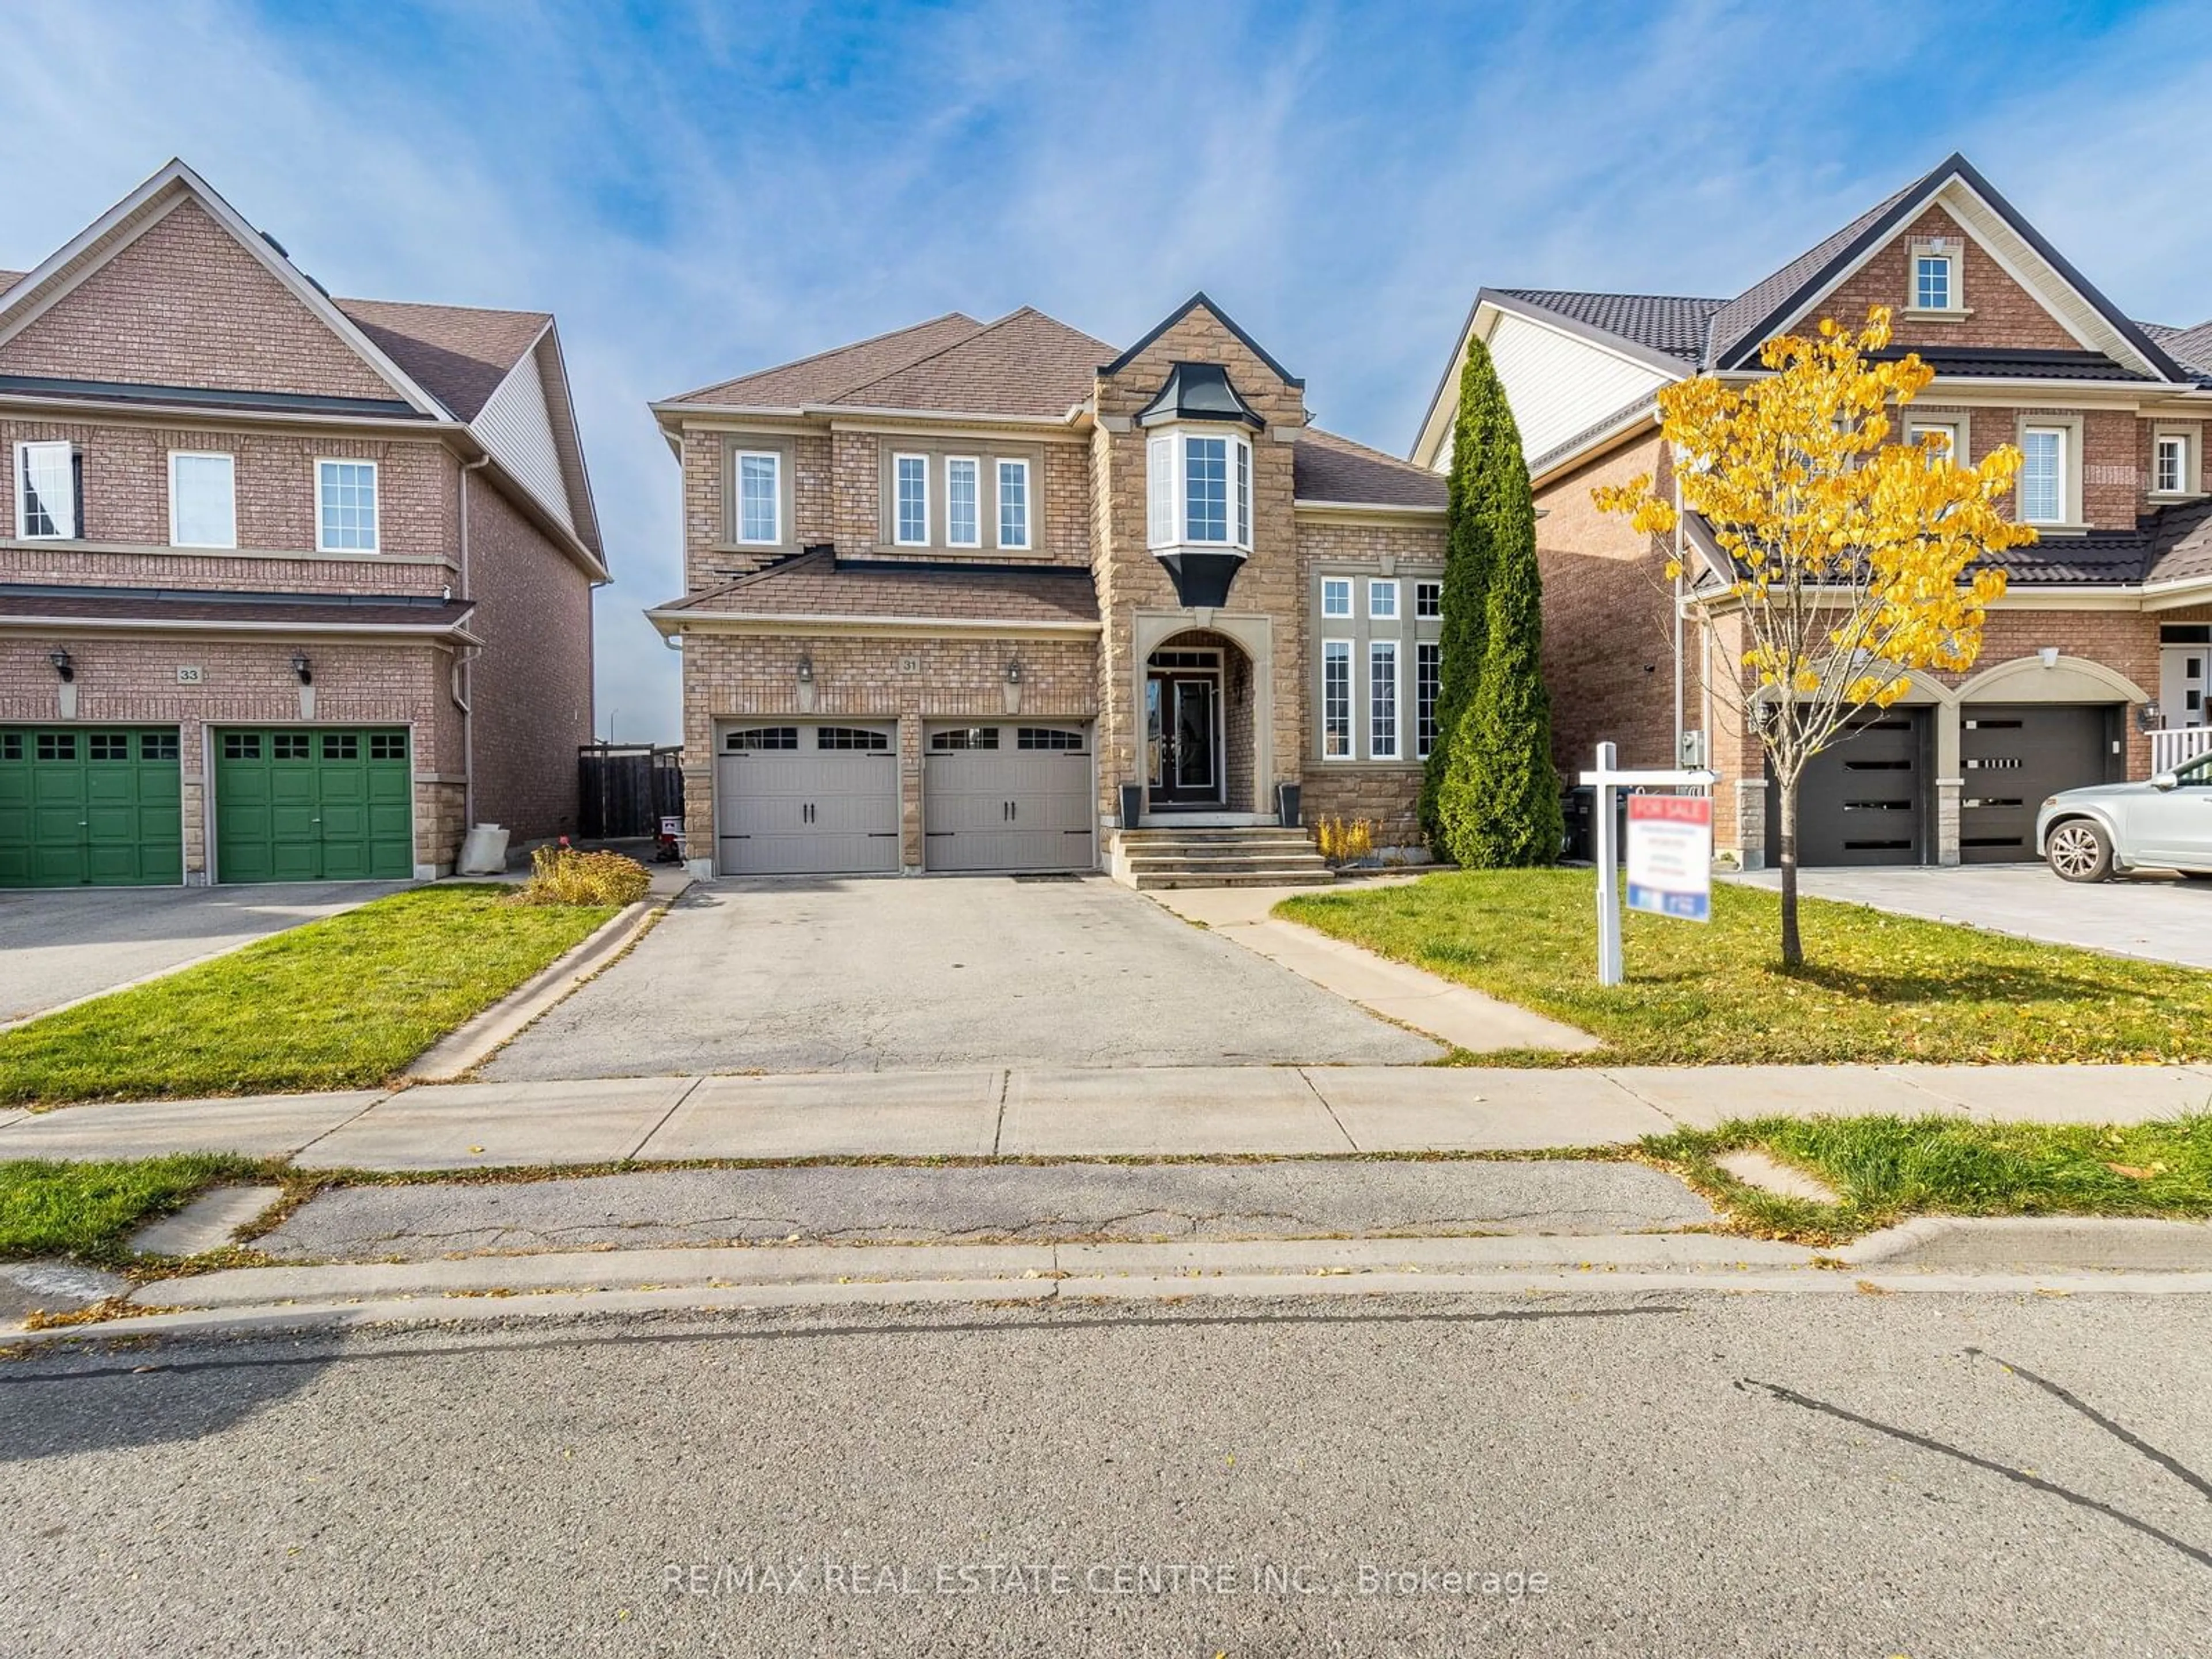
xmin=1626 ymin=793 xmax=1712 ymax=922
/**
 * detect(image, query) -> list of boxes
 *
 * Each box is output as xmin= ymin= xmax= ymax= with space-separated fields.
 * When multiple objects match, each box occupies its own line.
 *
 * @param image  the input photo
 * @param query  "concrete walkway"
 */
xmin=3 ymin=1062 xmax=2206 ymax=1169
xmin=1147 ymin=882 xmax=1598 ymax=1052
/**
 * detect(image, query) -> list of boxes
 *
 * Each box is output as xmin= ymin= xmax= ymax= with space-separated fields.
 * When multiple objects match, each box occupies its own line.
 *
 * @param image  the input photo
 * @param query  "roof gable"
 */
xmin=0 ymin=161 xmax=449 ymax=414
xmin=1103 ymin=292 xmax=1303 ymax=389
xmin=1710 ymin=155 xmax=2187 ymax=380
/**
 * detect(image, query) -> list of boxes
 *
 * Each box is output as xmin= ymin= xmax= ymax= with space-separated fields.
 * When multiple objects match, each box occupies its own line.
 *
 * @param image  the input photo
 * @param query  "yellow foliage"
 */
xmin=1316 ymin=816 xmax=1376 ymax=866
xmin=512 ymin=844 xmax=651 ymax=907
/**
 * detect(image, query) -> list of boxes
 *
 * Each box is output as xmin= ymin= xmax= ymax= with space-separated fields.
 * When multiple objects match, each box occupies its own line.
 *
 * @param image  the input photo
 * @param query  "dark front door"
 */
xmin=1147 ymin=672 xmax=1222 ymax=806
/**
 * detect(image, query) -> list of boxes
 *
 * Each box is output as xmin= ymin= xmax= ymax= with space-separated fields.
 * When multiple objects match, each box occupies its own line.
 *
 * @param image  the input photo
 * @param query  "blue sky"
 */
xmin=5 ymin=0 xmax=2209 ymax=741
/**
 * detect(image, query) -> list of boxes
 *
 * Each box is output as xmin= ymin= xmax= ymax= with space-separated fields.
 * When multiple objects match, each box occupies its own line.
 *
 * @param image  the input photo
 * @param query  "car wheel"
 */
xmin=2046 ymin=820 xmax=2112 ymax=883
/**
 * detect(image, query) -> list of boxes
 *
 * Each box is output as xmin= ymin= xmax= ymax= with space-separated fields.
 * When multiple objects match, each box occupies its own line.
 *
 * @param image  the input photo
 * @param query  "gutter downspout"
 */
xmin=1670 ymin=433 xmax=1685 ymax=764
xmin=458 ymin=455 xmax=491 ymax=834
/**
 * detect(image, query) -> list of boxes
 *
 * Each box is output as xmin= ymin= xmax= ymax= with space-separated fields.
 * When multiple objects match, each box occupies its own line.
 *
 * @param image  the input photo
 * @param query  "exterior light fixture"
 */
xmin=291 ymin=652 xmax=314 ymax=685
xmin=1006 ymin=661 xmax=1022 ymax=685
xmin=796 ymin=655 xmax=814 ymax=684
xmin=48 ymin=647 xmax=73 ymax=683
xmin=2138 ymin=701 xmax=2163 ymax=733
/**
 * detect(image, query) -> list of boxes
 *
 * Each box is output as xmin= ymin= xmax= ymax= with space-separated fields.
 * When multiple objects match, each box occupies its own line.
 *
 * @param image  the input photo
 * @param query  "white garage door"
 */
xmin=715 ymin=724 xmax=900 ymax=876
xmin=923 ymin=724 xmax=1095 ymax=873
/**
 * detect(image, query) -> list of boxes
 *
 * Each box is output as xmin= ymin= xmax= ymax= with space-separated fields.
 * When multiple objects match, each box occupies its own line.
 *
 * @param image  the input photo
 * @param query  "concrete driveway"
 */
xmin=1729 ymin=863 xmax=2212 ymax=969
xmin=484 ymin=876 xmax=1441 ymax=1078
xmin=0 ymin=882 xmax=407 ymax=1024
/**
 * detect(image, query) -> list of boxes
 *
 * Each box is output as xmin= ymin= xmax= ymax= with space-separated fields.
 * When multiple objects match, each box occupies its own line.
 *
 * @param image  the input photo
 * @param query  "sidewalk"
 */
xmin=3 ymin=1061 xmax=2207 ymax=1169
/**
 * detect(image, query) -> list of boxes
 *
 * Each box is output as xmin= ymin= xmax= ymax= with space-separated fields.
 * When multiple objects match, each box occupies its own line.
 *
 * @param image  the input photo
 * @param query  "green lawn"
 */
xmin=0 ymin=1154 xmax=261 ymax=1263
xmin=1644 ymin=1113 xmax=2212 ymax=1243
xmin=0 ymin=885 xmax=615 ymax=1105
xmin=1279 ymin=870 xmax=2212 ymax=1065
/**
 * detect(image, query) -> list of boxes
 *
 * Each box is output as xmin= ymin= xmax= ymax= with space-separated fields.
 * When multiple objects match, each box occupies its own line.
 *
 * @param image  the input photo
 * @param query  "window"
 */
xmin=1017 ymin=727 xmax=1086 ymax=751
xmin=1909 ymin=423 xmax=1958 ymax=467
xmin=370 ymin=732 xmax=407 ymax=761
xmin=1 ymin=733 xmax=18 ymax=760
xmin=724 ymin=727 xmax=798 ymax=751
xmin=1321 ymin=578 xmax=1351 ymax=618
xmin=1185 ymin=435 xmax=1228 ymax=542
xmin=1321 ymin=641 xmax=1352 ymax=759
xmin=1415 ymin=580 xmax=1442 ymax=619
xmin=1146 ymin=430 xmax=1253 ymax=551
xmin=735 ymin=452 xmax=781 ymax=544
xmin=316 ymin=460 xmax=378 ymax=552
xmin=945 ymin=457 xmax=980 ymax=548
xmin=37 ymin=733 xmax=75 ymax=762
xmin=2020 ymin=427 xmax=2066 ymax=524
xmin=89 ymin=732 xmax=129 ymax=762
xmin=222 ymin=733 xmax=259 ymax=760
xmin=16 ymin=441 xmax=79 ymax=539
xmin=1369 ymin=579 xmax=1398 ymax=620
xmin=997 ymin=459 xmax=1030 ymax=550
xmin=816 ymin=726 xmax=889 ymax=751
xmin=1369 ymin=641 xmax=1399 ymax=760
xmin=275 ymin=733 xmax=313 ymax=760
xmin=321 ymin=733 xmax=359 ymax=761
xmin=1416 ymin=642 xmax=1441 ymax=759
xmin=894 ymin=454 xmax=929 ymax=546
xmin=169 ymin=452 xmax=236 ymax=548
xmin=1914 ymin=253 xmax=1952 ymax=312
xmin=930 ymin=727 xmax=998 ymax=751
xmin=2154 ymin=433 xmax=2190 ymax=495
xmin=141 ymin=730 xmax=180 ymax=762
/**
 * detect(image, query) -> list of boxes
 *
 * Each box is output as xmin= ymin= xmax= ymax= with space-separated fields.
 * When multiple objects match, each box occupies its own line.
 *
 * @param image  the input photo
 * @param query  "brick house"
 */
xmin=0 ymin=161 xmax=605 ymax=887
xmin=1412 ymin=153 xmax=2212 ymax=869
xmin=647 ymin=294 xmax=1447 ymax=882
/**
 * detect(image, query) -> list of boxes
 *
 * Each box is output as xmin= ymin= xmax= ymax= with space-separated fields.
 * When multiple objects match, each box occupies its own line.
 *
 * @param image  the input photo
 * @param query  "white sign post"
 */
xmin=1580 ymin=741 xmax=1718 ymax=987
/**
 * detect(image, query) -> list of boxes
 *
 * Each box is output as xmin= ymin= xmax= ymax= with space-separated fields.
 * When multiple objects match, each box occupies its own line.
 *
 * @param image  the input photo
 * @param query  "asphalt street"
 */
xmin=6 ymin=1291 xmax=2210 ymax=1657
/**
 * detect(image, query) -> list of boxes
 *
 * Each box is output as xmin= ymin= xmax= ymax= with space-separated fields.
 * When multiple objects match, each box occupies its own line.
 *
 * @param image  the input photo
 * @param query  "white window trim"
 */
xmin=1912 ymin=253 xmax=1953 ymax=312
xmin=1415 ymin=640 xmax=1442 ymax=760
xmin=893 ymin=452 xmax=930 ymax=547
xmin=168 ymin=450 xmax=237 ymax=549
xmin=1368 ymin=639 xmax=1401 ymax=762
xmin=1320 ymin=639 xmax=1354 ymax=762
xmin=315 ymin=457 xmax=380 ymax=554
xmin=733 ymin=449 xmax=783 ymax=547
xmin=1368 ymin=578 xmax=1398 ymax=620
xmin=2017 ymin=422 xmax=2074 ymax=528
xmin=1905 ymin=236 xmax=1967 ymax=317
xmin=2151 ymin=429 xmax=2198 ymax=498
xmin=14 ymin=440 xmax=77 ymax=540
xmin=995 ymin=457 xmax=1031 ymax=551
xmin=1321 ymin=577 xmax=1352 ymax=619
xmin=1147 ymin=426 xmax=1254 ymax=555
xmin=943 ymin=454 xmax=982 ymax=549
xmin=1907 ymin=421 xmax=1959 ymax=467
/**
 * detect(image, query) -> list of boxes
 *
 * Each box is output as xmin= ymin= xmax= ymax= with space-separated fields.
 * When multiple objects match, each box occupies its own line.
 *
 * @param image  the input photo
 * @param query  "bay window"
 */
xmin=1146 ymin=429 xmax=1253 ymax=552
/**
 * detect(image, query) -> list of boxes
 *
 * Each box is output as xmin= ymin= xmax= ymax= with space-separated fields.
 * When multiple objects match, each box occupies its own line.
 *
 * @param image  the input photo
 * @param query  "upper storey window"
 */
xmin=2019 ymin=427 xmax=2066 ymax=525
xmin=1146 ymin=430 xmax=1252 ymax=552
xmin=170 ymin=452 xmax=237 ymax=548
xmin=997 ymin=459 xmax=1030 ymax=550
xmin=894 ymin=454 xmax=929 ymax=546
xmin=316 ymin=459 xmax=378 ymax=552
xmin=2153 ymin=432 xmax=2195 ymax=497
xmin=945 ymin=456 xmax=980 ymax=548
xmin=1907 ymin=236 xmax=1963 ymax=315
xmin=736 ymin=451 xmax=781 ymax=544
xmin=14 ymin=441 xmax=81 ymax=540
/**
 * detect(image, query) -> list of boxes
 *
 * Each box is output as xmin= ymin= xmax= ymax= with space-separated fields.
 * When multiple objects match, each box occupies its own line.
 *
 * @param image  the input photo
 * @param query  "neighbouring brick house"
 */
xmin=648 ymin=294 xmax=1447 ymax=882
xmin=1413 ymin=153 xmax=2212 ymax=869
xmin=0 ymin=161 xmax=604 ymax=887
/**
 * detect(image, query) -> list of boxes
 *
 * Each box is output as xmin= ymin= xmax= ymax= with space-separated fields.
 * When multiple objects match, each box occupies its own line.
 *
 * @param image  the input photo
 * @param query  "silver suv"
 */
xmin=2038 ymin=749 xmax=2212 ymax=882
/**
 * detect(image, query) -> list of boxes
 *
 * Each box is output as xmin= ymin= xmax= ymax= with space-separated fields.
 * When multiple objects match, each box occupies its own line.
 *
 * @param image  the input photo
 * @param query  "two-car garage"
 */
xmin=712 ymin=718 xmax=1096 ymax=876
xmin=1 ymin=724 xmax=414 ymax=888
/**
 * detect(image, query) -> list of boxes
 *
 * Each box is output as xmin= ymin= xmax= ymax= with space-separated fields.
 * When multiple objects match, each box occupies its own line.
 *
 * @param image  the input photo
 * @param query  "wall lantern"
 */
xmin=2037 ymin=646 xmax=2061 ymax=669
xmin=1005 ymin=661 xmax=1022 ymax=685
xmin=796 ymin=655 xmax=814 ymax=685
xmin=291 ymin=652 xmax=314 ymax=686
xmin=2137 ymin=701 xmax=2164 ymax=733
xmin=48 ymin=647 xmax=73 ymax=683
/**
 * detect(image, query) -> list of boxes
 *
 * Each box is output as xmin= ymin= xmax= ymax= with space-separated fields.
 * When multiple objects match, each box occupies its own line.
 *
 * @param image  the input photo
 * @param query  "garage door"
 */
xmin=924 ymin=724 xmax=1095 ymax=873
xmin=214 ymin=728 xmax=413 ymax=882
xmin=715 ymin=723 xmax=900 ymax=876
xmin=0 ymin=726 xmax=183 ymax=888
xmin=1774 ymin=709 xmax=1927 ymax=866
xmin=1960 ymin=704 xmax=2116 ymax=864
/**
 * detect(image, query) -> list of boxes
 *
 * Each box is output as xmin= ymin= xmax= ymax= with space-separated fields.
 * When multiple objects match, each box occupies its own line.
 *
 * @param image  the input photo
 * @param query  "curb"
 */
xmin=1839 ymin=1215 xmax=2212 ymax=1271
xmin=404 ymin=891 xmax=677 ymax=1082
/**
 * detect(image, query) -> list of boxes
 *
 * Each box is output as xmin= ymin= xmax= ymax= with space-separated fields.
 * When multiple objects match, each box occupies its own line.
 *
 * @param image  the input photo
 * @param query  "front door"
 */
xmin=1147 ymin=671 xmax=1221 ymax=806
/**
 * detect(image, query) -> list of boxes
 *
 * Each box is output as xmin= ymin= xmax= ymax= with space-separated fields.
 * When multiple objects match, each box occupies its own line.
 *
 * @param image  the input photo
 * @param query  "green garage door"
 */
xmin=214 ymin=728 xmax=413 ymax=883
xmin=0 ymin=726 xmax=183 ymax=888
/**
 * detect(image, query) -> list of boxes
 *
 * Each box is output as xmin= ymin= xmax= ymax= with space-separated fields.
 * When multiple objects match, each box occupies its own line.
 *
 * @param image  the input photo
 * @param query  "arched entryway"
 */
xmin=1143 ymin=628 xmax=1257 ymax=814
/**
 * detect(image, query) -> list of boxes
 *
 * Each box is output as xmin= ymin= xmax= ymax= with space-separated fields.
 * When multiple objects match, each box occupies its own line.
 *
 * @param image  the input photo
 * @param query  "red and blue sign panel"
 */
xmin=1626 ymin=793 xmax=1713 ymax=922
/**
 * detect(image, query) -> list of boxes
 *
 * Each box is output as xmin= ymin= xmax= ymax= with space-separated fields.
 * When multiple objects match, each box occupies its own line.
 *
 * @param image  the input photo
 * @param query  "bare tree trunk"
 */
xmin=1778 ymin=775 xmax=1803 ymax=968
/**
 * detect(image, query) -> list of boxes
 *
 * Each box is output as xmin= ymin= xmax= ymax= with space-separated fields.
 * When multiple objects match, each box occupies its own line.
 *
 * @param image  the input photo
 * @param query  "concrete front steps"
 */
xmin=1111 ymin=826 xmax=1336 ymax=890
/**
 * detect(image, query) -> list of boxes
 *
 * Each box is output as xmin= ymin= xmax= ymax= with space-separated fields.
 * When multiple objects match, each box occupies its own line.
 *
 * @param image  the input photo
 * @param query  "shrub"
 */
xmin=1316 ymin=816 xmax=1376 ymax=867
xmin=512 ymin=844 xmax=650 ymax=907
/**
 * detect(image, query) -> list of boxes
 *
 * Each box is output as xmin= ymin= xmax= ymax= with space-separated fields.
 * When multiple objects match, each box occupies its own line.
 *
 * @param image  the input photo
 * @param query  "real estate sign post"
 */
xmin=1581 ymin=743 xmax=1717 ymax=986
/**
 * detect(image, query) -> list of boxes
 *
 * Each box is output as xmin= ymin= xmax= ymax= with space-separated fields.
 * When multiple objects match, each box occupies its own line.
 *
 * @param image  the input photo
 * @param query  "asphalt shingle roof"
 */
xmin=1294 ymin=427 xmax=1446 ymax=507
xmin=334 ymin=297 xmax=548 ymax=421
xmin=2149 ymin=498 xmax=2212 ymax=585
xmin=2146 ymin=320 xmax=2212 ymax=378
xmin=842 ymin=308 xmax=1116 ymax=418
xmin=1493 ymin=290 xmax=1725 ymax=364
xmin=669 ymin=313 xmax=984 ymax=407
xmin=1703 ymin=179 xmax=1921 ymax=368
xmin=662 ymin=547 xmax=1100 ymax=627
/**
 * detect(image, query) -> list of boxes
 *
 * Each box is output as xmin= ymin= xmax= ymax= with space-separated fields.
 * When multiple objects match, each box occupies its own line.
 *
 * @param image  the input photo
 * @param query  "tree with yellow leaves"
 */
xmin=1595 ymin=307 xmax=2036 ymax=967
